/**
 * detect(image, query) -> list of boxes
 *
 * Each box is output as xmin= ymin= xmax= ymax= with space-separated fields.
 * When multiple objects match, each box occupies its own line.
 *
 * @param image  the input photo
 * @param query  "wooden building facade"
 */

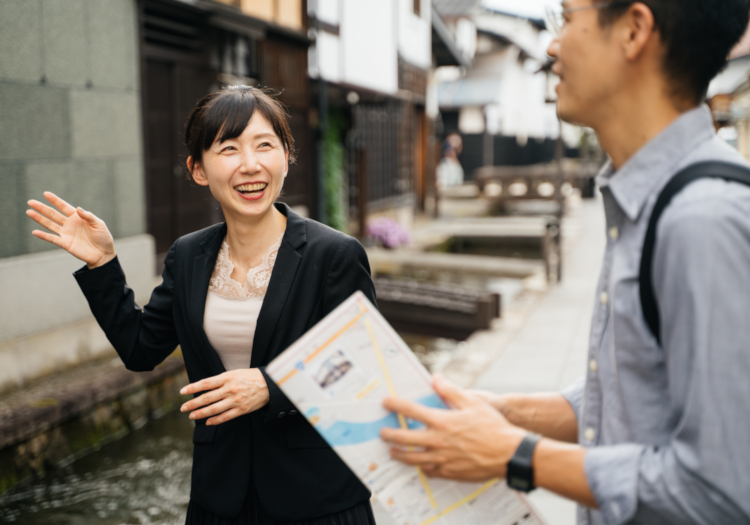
xmin=138 ymin=0 xmax=314 ymax=259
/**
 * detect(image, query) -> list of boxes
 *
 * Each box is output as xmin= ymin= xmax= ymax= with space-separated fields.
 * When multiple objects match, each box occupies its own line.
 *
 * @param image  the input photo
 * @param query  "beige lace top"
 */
xmin=203 ymin=234 xmax=283 ymax=370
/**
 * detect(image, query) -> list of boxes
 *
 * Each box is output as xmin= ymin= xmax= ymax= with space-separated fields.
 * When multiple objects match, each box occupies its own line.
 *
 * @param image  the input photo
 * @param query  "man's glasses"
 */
xmin=545 ymin=1 xmax=635 ymax=36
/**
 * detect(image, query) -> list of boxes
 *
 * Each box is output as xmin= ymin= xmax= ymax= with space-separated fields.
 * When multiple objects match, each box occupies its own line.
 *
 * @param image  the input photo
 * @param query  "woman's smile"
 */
xmin=234 ymin=182 xmax=268 ymax=201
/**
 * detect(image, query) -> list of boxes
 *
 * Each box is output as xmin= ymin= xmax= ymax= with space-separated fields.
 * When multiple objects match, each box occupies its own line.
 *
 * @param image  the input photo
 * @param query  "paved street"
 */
xmin=472 ymin=197 xmax=605 ymax=525
xmin=373 ymin=196 xmax=606 ymax=525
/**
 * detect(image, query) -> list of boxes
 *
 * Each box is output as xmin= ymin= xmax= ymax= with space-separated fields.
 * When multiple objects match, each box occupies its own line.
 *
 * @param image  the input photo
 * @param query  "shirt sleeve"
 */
xmin=561 ymin=377 xmax=585 ymax=422
xmin=585 ymin=186 xmax=750 ymax=525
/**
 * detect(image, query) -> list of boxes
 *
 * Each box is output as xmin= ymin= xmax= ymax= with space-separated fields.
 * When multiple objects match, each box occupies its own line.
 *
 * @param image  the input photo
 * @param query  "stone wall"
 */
xmin=0 ymin=0 xmax=145 ymax=258
xmin=0 ymin=355 xmax=187 ymax=494
xmin=0 ymin=0 xmax=155 ymax=386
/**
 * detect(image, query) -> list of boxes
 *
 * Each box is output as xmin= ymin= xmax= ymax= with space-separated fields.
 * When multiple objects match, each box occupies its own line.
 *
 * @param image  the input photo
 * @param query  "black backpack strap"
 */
xmin=639 ymin=161 xmax=750 ymax=345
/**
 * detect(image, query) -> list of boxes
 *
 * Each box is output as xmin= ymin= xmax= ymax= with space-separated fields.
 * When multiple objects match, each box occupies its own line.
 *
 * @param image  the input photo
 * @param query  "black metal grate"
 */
xmin=348 ymin=100 xmax=415 ymax=210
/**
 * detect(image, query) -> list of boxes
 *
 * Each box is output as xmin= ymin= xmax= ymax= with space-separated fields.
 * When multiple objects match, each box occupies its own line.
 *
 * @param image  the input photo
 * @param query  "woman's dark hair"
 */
xmin=595 ymin=0 xmax=749 ymax=103
xmin=184 ymin=85 xmax=296 ymax=164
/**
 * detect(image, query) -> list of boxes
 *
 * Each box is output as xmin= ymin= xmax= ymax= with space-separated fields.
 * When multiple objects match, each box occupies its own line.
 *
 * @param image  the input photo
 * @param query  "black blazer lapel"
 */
xmin=251 ymin=203 xmax=306 ymax=367
xmin=189 ymin=223 xmax=228 ymax=377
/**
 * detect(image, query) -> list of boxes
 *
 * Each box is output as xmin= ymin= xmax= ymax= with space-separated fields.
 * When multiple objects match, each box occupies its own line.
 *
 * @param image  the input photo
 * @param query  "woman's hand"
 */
xmin=179 ymin=368 xmax=270 ymax=425
xmin=26 ymin=192 xmax=116 ymax=269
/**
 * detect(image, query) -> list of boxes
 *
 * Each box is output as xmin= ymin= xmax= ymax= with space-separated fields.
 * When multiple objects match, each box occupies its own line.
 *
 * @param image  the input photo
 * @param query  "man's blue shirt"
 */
xmin=562 ymin=105 xmax=750 ymax=525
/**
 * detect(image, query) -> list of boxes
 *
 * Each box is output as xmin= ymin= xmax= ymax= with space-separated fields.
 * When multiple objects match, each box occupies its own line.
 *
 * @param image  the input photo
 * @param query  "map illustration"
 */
xmin=267 ymin=291 xmax=545 ymax=525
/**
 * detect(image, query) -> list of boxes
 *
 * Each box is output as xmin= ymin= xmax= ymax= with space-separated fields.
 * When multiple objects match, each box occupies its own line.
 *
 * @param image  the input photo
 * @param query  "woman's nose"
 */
xmin=238 ymin=148 xmax=260 ymax=173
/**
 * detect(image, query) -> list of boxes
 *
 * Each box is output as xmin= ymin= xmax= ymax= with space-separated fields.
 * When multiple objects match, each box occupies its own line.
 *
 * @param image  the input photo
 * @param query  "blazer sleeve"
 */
xmin=74 ymin=241 xmax=180 ymax=372
xmin=260 ymin=235 xmax=376 ymax=421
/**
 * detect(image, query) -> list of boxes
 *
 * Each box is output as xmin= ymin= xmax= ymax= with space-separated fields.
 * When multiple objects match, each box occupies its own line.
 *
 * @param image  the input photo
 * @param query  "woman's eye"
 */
xmin=259 ymin=142 xmax=272 ymax=148
xmin=222 ymin=146 xmax=237 ymax=152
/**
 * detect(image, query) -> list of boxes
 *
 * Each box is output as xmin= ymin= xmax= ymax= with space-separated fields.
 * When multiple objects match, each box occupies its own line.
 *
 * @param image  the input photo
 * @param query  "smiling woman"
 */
xmin=24 ymin=86 xmax=378 ymax=525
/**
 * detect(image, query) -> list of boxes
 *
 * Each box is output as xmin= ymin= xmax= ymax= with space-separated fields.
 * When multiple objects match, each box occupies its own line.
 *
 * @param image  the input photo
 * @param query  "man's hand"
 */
xmin=380 ymin=374 xmax=527 ymax=481
xmin=180 ymin=368 xmax=269 ymax=425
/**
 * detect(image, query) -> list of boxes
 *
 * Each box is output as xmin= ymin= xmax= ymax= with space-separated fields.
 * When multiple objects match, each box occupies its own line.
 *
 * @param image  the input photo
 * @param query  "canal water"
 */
xmin=0 ymin=409 xmax=193 ymax=524
xmin=0 ymin=277 xmax=524 ymax=524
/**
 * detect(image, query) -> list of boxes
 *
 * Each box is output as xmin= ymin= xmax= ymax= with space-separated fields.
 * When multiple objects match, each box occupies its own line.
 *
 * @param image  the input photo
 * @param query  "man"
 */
xmin=381 ymin=1 xmax=750 ymax=524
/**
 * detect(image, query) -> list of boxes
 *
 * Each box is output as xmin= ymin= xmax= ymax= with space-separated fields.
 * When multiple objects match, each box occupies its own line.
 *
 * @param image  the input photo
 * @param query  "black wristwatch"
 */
xmin=506 ymin=432 xmax=542 ymax=493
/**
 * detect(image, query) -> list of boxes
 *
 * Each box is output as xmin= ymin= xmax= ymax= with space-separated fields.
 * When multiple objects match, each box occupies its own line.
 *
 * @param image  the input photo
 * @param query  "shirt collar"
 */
xmin=596 ymin=105 xmax=716 ymax=221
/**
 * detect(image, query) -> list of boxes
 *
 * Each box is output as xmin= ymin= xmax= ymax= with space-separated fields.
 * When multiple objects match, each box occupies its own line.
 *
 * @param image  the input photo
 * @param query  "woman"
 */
xmin=25 ymin=86 xmax=376 ymax=525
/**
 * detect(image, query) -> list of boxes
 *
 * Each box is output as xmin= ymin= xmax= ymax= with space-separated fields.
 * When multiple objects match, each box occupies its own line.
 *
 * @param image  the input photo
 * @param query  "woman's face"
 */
xmin=190 ymin=112 xmax=288 ymax=221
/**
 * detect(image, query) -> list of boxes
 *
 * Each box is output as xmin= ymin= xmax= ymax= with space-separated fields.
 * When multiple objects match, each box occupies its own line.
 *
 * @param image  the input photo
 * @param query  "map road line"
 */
xmin=364 ymin=318 xmax=439 ymax=511
xmin=417 ymin=478 xmax=500 ymax=525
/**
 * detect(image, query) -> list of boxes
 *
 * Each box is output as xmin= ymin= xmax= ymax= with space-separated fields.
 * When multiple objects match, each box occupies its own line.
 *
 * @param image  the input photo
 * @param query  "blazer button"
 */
xmin=278 ymin=411 xmax=286 ymax=418
xmin=289 ymin=409 xmax=298 ymax=416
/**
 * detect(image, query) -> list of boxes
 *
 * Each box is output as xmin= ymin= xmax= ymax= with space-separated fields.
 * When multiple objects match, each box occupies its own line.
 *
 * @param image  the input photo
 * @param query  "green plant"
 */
xmin=323 ymin=110 xmax=348 ymax=232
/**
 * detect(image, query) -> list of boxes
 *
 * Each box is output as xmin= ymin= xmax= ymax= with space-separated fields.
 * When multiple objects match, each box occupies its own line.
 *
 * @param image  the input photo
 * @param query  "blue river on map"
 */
xmin=311 ymin=393 xmax=448 ymax=447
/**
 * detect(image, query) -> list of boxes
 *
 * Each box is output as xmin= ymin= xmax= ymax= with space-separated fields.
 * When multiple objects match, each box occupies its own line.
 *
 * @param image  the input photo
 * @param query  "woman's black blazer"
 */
xmin=74 ymin=203 xmax=375 ymax=521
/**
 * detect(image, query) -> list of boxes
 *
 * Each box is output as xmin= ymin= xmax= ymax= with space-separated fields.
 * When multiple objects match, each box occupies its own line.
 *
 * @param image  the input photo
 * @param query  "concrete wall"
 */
xmin=0 ymin=0 xmax=154 ymax=388
xmin=0 ymin=234 xmax=155 ymax=392
xmin=0 ymin=0 xmax=145 ymax=259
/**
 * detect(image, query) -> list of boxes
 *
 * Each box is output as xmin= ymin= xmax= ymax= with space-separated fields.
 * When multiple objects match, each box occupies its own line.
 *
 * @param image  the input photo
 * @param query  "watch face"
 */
xmin=508 ymin=476 xmax=532 ymax=492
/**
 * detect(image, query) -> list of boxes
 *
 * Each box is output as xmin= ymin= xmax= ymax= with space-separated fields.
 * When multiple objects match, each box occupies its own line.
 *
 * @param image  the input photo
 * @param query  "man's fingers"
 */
xmin=31 ymin=229 xmax=64 ymax=248
xmin=28 ymin=199 xmax=68 ymax=225
xmin=389 ymin=446 xmax=440 ymax=467
xmin=26 ymin=209 xmax=61 ymax=234
xmin=433 ymin=374 xmax=474 ymax=409
xmin=381 ymin=427 xmax=436 ymax=447
xmin=43 ymin=191 xmax=76 ymax=217
xmin=383 ymin=397 xmax=437 ymax=426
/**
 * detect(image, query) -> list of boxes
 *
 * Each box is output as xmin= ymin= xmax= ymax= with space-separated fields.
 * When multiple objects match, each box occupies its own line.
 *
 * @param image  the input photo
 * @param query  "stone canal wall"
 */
xmin=0 ymin=353 xmax=187 ymax=494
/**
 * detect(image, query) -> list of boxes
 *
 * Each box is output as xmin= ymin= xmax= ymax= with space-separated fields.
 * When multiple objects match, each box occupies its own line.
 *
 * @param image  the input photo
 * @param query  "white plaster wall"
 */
xmin=0 ymin=234 xmax=155 ymax=344
xmin=317 ymin=31 xmax=342 ymax=83
xmin=341 ymin=0 xmax=398 ymax=94
xmin=397 ymin=0 xmax=431 ymax=70
xmin=316 ymin=0 xmax=340 ymax=24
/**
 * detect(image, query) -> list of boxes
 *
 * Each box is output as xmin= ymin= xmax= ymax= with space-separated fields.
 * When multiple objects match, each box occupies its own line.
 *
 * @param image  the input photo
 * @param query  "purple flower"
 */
xmin=366 ymin=218 xmax=412 ymax=249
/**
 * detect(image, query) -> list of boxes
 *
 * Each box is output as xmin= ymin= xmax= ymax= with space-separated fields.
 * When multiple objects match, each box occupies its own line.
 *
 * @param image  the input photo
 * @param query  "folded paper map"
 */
xmin=266 ymin=291 xmax=545 ymax=525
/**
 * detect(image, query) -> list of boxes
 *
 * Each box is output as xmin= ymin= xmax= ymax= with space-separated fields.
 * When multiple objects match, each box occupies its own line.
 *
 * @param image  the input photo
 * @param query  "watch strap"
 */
xmin=506 ymin=432 xmax=542 ymax=493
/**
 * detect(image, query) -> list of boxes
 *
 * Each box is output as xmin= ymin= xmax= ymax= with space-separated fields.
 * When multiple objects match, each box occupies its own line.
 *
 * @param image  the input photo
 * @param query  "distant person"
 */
xmin=437 ymin=132 xmax=465 ymax=188
xmin=26 ymin=86 xmax=377 ymax=525
xmin=381 ymin=1 xmax=750 ymax=524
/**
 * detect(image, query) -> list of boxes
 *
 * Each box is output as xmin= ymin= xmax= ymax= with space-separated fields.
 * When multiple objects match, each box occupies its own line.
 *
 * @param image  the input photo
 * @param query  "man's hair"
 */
xmin=595 ymin=0 xmax=749 ymax=102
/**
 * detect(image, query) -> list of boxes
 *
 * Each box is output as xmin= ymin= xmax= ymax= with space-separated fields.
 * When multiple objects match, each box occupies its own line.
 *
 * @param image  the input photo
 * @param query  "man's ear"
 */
xmin=188 ymin=156 xmax=209 ymax=187
xmin=621 ymin=2 xmax=657 ymax=62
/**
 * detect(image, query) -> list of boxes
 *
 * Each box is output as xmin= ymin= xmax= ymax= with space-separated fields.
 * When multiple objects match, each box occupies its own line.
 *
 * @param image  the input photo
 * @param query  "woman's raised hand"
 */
xmin=27 ymin=192 xmax=116 ymax=269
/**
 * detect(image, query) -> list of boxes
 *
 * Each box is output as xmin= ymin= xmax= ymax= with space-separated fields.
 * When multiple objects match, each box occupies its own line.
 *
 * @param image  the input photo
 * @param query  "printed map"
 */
xmin=267 ymin=291 xmax=545 ymax=525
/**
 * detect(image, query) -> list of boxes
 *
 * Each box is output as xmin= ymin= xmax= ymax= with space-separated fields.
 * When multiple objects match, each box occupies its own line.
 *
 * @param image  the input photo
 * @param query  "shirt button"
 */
xmin=589 ymin=359 xmax=598 ymax=372
xmin=609 ymin=226 xmax=619 ymax=240
xmin=277 ymin=411 xmax=286 ymax=418
xmin=585 ymin=427 xmax=596 ymax=442
xmin=289 ymin=409 xmax=298 ymax=416
xmin=600 ymin=292 xmax=609 ymax=305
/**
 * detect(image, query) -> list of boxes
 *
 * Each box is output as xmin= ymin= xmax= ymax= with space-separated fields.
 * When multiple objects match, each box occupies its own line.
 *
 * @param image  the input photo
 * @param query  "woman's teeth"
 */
xmin=235 ymin=183 xmax=267 ymax=194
